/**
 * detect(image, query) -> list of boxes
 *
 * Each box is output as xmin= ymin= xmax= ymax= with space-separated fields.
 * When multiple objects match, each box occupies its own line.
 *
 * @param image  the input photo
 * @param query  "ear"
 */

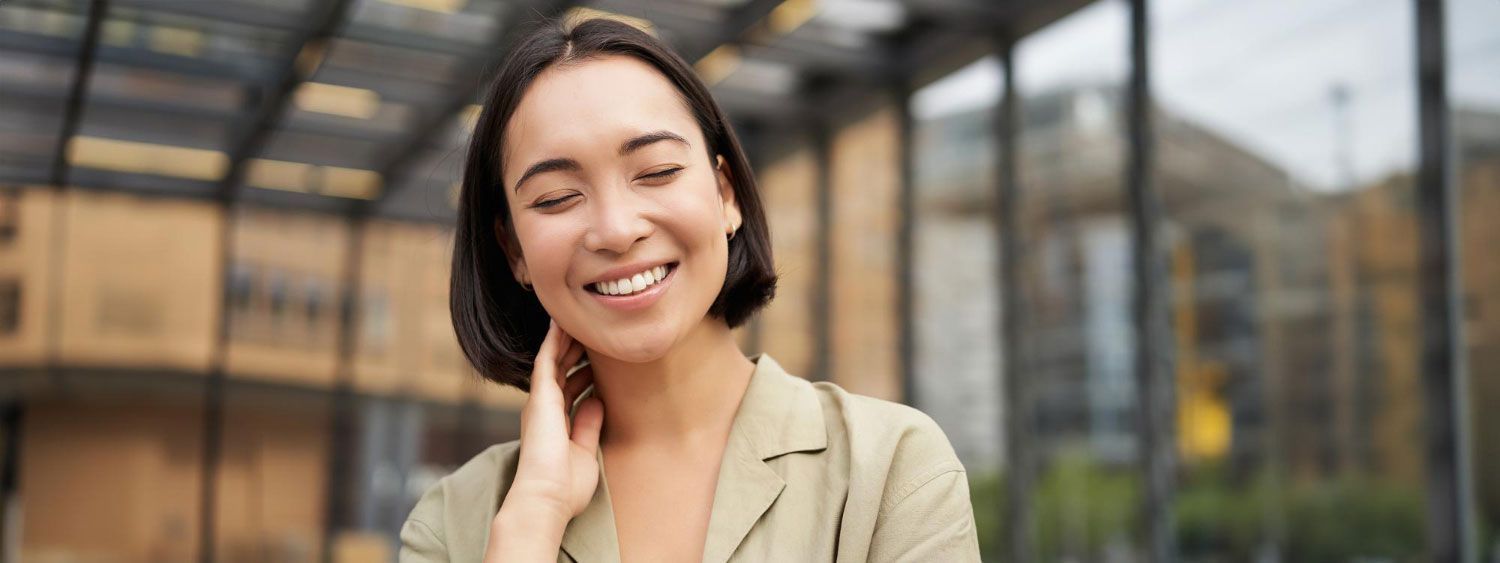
xmin=494 ymin=217 xmax=530 ymax=286
xmin=715 ymin=155 xmax=742 ymax=236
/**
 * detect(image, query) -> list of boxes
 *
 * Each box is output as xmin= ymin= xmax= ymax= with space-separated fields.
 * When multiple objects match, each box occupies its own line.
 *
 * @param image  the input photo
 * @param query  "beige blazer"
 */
xmin=399 ymin=354 xmax=982 ymax=562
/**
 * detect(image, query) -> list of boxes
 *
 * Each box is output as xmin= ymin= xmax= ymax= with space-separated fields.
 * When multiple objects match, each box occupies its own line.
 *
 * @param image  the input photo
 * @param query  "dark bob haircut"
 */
xmin=450 ymin=17 xmax=777 ymax=390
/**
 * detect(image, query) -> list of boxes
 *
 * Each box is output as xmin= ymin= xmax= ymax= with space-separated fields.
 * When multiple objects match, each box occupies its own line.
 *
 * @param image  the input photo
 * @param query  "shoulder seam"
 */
xmin=882 ymin=465 xmax=966 ymax=513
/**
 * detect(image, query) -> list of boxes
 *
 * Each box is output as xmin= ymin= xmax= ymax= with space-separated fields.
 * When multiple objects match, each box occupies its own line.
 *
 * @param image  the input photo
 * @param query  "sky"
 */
xmin=910 ymin=0 xmax=1500 ymax=192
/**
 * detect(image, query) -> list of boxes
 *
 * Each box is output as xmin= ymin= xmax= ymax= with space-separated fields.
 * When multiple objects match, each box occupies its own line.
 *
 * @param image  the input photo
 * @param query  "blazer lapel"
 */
xmin=700 ymin=355 xmax=828 ymax=563
xmin=560 ymin=446 xmax=621 ymax=563
xmin=700 ymin=426 xmax=786 ymax=563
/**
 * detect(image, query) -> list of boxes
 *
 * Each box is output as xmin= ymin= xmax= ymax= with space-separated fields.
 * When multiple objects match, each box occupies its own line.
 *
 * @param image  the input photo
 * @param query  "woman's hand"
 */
xmin=484 ymin=320 xmax=605 ymax=562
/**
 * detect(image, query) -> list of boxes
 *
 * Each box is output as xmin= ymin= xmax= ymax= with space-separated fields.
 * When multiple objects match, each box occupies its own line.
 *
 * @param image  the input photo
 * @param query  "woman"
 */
xmin=400 ymin=17 xmax=981 ymax=563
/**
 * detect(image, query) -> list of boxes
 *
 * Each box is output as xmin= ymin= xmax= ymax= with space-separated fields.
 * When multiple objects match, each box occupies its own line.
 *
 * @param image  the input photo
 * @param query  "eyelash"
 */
xmin=641 ymin=167 xmax=683 ymax=180
xmin=528 ymin=167 xmax=683 ymax=209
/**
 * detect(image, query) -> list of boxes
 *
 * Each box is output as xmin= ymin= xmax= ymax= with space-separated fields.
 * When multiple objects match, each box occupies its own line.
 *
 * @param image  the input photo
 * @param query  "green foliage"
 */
xmin=968 ymin=471 xmax=1006 ymax=562
xmin=968 ymin=452 xmax=1138 ymax=562
xmin=1281 ymin=476 xmax=1424 ymax=561
xmin=969 ymin=458 xmax=1428 ymax=562
xmin=1176 ymin=466 xmax=1425 ymax=562
xmin=1032 ymin=453 xmax=1138 ymax=560
xmin=1174 ymin=466 xmax=1268 ymax=558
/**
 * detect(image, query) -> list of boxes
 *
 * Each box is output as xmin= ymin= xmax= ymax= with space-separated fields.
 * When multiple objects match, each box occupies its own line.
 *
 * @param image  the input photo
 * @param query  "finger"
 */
xmin=562 ymin=364 xmax=594 ymax=407
xmin=558 ymin=340 xmax=585 ymax=372
xmin=552 ymin=341 xmax=583 ymax=399
xmin=536 ymin=319 xmax=564 ymax=364
xmin=529 ymin=319 xmax=564 ymax=397
xmin=570 ymin=396 xmax=604 ymax=452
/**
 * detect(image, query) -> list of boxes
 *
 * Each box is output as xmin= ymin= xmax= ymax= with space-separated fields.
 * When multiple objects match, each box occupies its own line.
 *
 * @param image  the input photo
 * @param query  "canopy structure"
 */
xmin=0 ymin=0 xmax=1085 ymax=222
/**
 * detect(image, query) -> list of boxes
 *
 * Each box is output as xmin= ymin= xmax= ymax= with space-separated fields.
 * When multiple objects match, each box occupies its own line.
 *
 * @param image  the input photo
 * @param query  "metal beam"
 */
xmin=48 ymin=0 xmax=109 ymax=188
xmin=737 ymin=40 xmax=890 ymax=79
xmin=114 ymin=0 xmax=304 ymax=29
xmin=371 ymin=0 xmax=580 ymax=213
xmin=679 ymin=0 xmax=783 ymax=63
xmin=112 ymin=0 xmax=495 ymax=57
xmin=217 ymin=0 xmax=356 ymax=201
xmin=903 ymin=0 xmax=1012 ymax=29
xmin=1 ymin=84 xmax=408 ymax=145
xmin=1126 ymin=0 xmax=1177 ymax=560
xmin=341 ymin=24 xmax=489 ymax=57
xmin=902 ymin=0 xmax=1087 ymax=37
xmin=0 ymin=28 xmax=273 ymax=82
xmin=1414 ymin=0 xmax=1477 ymax=561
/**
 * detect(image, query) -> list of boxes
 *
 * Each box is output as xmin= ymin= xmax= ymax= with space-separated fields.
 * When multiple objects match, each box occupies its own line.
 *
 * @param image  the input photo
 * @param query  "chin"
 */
xmin=585 ymin=324 xmax=680 ymax=364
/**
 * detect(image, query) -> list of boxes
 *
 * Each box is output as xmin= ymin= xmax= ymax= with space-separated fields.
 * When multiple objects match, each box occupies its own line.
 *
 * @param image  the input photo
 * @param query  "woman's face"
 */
xmin=497 ymin=55 xmax=741 ymax=363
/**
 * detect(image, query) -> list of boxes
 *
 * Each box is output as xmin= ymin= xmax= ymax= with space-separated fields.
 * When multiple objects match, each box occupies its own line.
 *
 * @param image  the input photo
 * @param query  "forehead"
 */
xmin=503 ymin=55 xmax=701 ymax=164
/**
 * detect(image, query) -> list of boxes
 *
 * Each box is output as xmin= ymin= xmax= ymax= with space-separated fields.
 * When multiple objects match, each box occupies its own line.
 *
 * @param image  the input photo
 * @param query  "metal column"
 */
xmin=321 ymin=215 xmax=365 ymax=562
xmin=1414 ymin=0 xmax=1476 ymax=561
xmin=995 ymin=38 xmax=1033 ymax=563
xmin=812 ymin=124 xmax=834 ymax=383
xmin=1126 ymin=0 xmax=1178 ymax=560
xmin=894 ymin=82 xmax=918 ymax=408
xmin=1 ymin=403 xmax=21 ymax=563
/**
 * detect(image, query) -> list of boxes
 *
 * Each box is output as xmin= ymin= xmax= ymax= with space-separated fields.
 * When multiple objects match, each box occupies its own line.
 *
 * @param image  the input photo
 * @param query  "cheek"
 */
xmin=652 ymin=175 xmax=728 ymax=239
xmin=513 ymin=219 xmax=577 ymax=284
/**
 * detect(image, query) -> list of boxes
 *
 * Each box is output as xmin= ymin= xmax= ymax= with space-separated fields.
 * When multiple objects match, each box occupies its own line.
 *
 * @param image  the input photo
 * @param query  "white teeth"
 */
xmin=593 ymin=264 xmax=672 ymax=296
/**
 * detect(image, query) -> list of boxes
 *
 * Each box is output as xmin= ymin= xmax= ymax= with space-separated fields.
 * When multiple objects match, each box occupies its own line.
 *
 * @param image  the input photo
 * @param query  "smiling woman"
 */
xmin=400 ymin=17 xmax=980 ymax=563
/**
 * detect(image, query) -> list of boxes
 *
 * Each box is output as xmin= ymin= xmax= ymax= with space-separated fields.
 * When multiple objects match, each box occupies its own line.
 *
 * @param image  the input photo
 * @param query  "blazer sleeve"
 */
xmin=399 ymin=477 xmax=452 ymax=563
xmin=867 ymin=468 xmax=983 ymax=562
xmin=400 ymin=517 xmax=450 ymax=563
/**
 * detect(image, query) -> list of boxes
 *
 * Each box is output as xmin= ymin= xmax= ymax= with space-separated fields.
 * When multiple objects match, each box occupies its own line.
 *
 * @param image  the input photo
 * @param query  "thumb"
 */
xmin=570 ymin=396 xmax=604 ymax=451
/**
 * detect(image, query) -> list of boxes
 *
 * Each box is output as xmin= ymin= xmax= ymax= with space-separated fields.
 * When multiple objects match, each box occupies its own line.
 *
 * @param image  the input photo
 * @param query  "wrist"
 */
xmin=486 ymin=498 xmax=570 ymax=562
xmin=494 ymin=492 xmax=571 ymax=535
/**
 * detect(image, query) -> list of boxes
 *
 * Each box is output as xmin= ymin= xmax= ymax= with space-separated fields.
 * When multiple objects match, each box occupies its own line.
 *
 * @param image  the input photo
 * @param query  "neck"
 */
xmin=584 ymin=319 xmax=755 ymax=449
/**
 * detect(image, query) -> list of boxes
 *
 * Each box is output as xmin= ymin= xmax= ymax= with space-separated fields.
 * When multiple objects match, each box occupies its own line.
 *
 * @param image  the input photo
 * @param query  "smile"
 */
xmin=588 ymin=262 xmax=675 ymax=296
xmin=584 ymin=262 xmax=678 ymax=312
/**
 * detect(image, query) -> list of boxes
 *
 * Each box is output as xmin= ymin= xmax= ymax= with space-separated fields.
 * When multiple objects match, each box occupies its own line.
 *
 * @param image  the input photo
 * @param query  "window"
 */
xmin=0 ymin=278 xmax=19 ymax=335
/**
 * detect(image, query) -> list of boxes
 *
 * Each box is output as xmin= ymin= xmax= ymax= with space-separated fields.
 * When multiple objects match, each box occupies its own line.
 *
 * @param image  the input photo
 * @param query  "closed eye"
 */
xmin=530 ymin=194 xmax=578 ymax=209
xmin=639 ymin=167 xmax=683 ymax=181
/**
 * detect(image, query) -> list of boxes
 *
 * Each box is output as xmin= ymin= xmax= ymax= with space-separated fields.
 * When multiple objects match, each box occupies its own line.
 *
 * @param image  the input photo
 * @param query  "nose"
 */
xmin=582 ymin=186 xmax=653 ymax=254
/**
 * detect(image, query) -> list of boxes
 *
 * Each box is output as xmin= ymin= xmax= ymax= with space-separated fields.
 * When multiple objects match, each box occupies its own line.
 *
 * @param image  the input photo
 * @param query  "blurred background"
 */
xmin=0 ymin=0 xmax=1495 ymax=561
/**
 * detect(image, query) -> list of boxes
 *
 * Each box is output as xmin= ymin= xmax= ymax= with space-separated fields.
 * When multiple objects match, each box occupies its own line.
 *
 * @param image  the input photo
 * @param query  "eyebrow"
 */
xmin=512 ymin=130 xmax=691 ymax=193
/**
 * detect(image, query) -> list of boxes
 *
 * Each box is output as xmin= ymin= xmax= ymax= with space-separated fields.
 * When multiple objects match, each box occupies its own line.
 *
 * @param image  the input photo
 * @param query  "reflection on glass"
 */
xmin=1448 ymin=0 xmax=1500 ymax=556
xmin=1154 ymin=0 xmax=1424 ymax=559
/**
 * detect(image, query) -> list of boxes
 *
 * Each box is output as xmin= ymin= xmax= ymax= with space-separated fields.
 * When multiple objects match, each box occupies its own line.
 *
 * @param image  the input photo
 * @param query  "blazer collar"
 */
xmin=557 ymin=354 xmax=828 ymax=563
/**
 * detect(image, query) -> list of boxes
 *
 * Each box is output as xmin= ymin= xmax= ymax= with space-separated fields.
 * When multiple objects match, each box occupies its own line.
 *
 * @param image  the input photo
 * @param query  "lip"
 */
xmin=586 ymin=262 xmax=677 ymax=313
